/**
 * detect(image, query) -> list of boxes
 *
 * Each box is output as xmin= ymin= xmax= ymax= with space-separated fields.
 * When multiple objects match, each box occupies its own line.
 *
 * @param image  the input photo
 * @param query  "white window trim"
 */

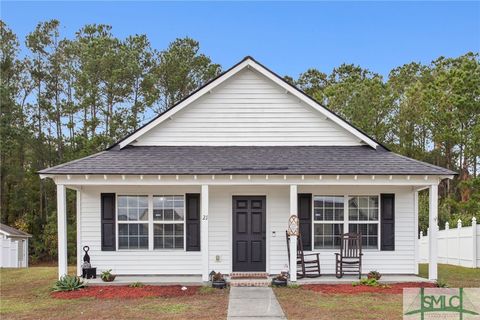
xmin=115 ymin=194 xmax=186 ymax=252
xmin=311 ymin=194 xmax=381 ymax=251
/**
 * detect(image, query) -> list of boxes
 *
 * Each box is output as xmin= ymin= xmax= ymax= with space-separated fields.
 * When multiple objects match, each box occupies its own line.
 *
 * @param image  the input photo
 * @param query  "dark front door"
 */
xmin=232 ymin=196 xmax=266 ymax=272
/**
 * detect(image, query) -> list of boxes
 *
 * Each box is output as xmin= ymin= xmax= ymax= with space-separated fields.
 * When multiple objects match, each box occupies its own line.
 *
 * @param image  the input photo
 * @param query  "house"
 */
xmin=39 ymin=56 xmax=455 ymax=281
xmin=0 ymin=223 xmax=31 ymax=268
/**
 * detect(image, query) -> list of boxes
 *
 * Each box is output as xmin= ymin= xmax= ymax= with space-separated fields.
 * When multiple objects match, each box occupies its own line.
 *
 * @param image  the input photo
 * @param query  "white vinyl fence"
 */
xmin=419 ymin=217 xmax=479 ymax=268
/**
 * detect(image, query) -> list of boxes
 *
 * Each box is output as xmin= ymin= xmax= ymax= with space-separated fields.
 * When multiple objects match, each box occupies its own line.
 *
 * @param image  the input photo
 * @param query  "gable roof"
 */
xmin=0 ymin=223 xmax=32 ymax=238
xmin=111 ymin=56 xmax=382 ymax=150
xmin=39 ymin=145 xmax=456 ymax=176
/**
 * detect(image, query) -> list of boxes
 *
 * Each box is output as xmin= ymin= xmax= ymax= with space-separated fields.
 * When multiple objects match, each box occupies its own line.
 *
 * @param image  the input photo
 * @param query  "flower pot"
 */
xmin=102 ymin=275 xmax=116 ymax=282
xmin=212 ymin=280 xmax=226 ymax=289
xmin=271 ymin=279 xmax=287 ymax=287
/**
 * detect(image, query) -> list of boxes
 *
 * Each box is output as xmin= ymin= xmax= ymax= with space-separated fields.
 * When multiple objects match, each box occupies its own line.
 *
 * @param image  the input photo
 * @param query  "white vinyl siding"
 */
xmin=79 ymin=186 xmax=201 ymax=275
xmin=133 ymin=69 xmax=363 ymax=147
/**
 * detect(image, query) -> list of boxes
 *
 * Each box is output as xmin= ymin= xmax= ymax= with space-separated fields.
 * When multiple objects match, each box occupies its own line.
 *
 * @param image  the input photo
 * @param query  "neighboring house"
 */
xmin=0 ymin=223 xmax=31 ymax=268
xmin=40 ymin=57 xmax=455 ymax=281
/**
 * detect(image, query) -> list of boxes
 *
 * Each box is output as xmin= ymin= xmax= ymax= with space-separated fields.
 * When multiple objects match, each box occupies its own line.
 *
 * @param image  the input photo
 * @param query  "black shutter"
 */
xmin=101 ymin=193 xmax=116 ymax=251
xmin=298 ymin=193 xmax=312 ymax=251
xmin=186 ymin=193 xmax=201 ymax=251
xmin=380 ymin=193 xmax=395 ymax=251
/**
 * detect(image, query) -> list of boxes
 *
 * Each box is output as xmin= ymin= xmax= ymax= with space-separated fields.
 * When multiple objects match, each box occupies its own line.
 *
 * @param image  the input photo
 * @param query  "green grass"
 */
xmin=418 ymin=263 xmax=480 ymax=287
xmin=274 ymin=264 xmax=480 ymax=320
xmin=0 ymin=267 xmax=228 ymax=320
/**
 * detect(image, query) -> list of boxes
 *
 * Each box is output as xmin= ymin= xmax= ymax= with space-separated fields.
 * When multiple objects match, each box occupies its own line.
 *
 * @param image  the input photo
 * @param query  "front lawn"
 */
xmin=274 ymin=264 xmax=480 ymax=320
xmin=0 ymin=267 xmax=228 ymax=320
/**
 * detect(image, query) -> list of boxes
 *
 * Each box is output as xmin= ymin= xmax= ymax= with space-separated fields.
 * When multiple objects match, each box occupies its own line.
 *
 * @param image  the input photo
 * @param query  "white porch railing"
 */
xmin=419 ymin=217 xmax=479 ymax=268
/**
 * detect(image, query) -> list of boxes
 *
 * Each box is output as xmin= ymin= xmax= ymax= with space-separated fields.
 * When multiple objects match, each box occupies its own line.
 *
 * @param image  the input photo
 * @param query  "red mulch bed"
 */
xmin=302 ymin=282 xmax=437 ymax=294
xmin=51 ymin=285 xmax=199 ymax=299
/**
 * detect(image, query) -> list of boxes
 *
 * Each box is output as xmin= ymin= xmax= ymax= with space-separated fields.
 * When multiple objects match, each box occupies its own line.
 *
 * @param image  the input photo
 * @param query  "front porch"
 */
xmin=50 ymin=174 xmax=443 ymax=282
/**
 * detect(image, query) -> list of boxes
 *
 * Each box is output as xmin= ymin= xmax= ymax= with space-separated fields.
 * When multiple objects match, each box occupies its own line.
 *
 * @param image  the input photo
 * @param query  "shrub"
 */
xmin=436 ymin=280 xmax=448 ymax=288
xmin=129 ymin=282 xmax=144 ymax=288
xmin=352 ymin=278 xmax=379 ymax=287
xmin=367 ymin=270 xmax=382 ymax=280
xmin=52 ymin=275 xmax=86 ymax=292
xmin=212 ymin=272 xmax=224 ymax=282
xmin=101 ymin=269 xmax=116 ymax=282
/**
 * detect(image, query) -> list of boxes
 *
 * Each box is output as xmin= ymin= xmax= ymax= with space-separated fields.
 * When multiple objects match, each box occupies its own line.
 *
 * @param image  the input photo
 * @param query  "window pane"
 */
xmin=154 ymin=224 xmax=164 ymax=236
xmin=174 ymin=224 xmax=184 ymax=234
xmin=324 ymin=197 xmax=334 ymax=208
xmin=174 ymin=208 xmax=184 ymax=221
xmin=118 ymin=196 xmax=127 ymax=208
xmin=153 ymin=209 xmax=163 ymax=221
xmin=118 ymin=208 xmax=128 ymax=221
xmin=119 ymin=237 xmax=128 ymax=249
xmin=349 ymin=197 xmax=359 ymax=209
xmin=139 ymin=208 xmax=149 ymax=221
xmin=129 ymin=237 xmax=139 ymax=248
xmin=129 ymin=224 xmax=139 ymax=236
xmin=335 ymin=208 xmax=344 ymax=221
xmin=323 ymin=224 xmax=333 ymax=235
xmin=138 ymin=196 xmax=148 ymax=208
xmin=128 ymin=196 xmax=138 ymax=207
xmin=154 ymin=237 xmax=164 ymax=249
xmin=314 ymin=237 xmax=322 ymax=248
xmin=359 ymin=197 xmax=369 ymax=208
xmin=369 ymin=209 xmax=378 ymax=221
xmin=324 ymin=208 xmax=334 ymax=221
xmin=118 ymin=224 xmax=128 ymax=236
xmin=128 ymin=208 xmax=138 ymax=221
xmin=349 ymin=208 xmax=358 ymax=220
xmin=359 ymin=208 xmax=369 ymax=221
xmin=334 ymin=197 xmax=344 ymax=208
xmin=139 ymin=224 xmax=148 ymax=236
xmin=314 ymin=209 xmax=323 ymax=221
xmin=139 ymin=236 xmax=148 ymax=249
xmin=164 ymin=237 xmax=174 ymax=249
xmin=165 ymin=198 xmax=175 ymax=208
xmin=164 ymin=209 xmax=174 ymax=221
xmin=314 ymin=198 xmax=324 ymax=208
xmin=314 ymin=224 xmax=324 ymax=236
xmin=369 ymin=197 xmax=378 ymax=208
xmin=164 ymin=224 xmax=174 ymax=235
xmin=368 ymin=224 xmax=378 ymax=235
xmin=174 ymin=236 xmax=184 ymax=249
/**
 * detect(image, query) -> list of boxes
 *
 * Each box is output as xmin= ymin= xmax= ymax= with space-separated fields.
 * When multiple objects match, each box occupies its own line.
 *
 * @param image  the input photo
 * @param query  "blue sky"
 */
xmin=2 ymin=1 xmax=479 ymax=79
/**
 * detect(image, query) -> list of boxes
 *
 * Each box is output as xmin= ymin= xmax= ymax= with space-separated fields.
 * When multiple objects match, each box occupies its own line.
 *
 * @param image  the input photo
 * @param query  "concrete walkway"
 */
xmin=227 ymin=287 xmax=286 ymax=320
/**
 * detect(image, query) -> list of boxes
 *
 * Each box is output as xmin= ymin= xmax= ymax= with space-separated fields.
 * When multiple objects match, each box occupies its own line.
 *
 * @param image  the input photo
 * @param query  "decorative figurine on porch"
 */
xmin=81 ymin=246 xmax=97 ymax=279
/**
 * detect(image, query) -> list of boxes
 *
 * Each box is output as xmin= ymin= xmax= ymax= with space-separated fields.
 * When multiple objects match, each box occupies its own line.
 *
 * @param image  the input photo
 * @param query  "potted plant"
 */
xmin=211 ymin=272 xmax=226 ymax=289
xmin=367 ymin=270 xmax=382 ymax=280
xmin=101 ymin=269 xmax=116 ymax=282
xmin=271 ymin=272 xmax=288 ymax=287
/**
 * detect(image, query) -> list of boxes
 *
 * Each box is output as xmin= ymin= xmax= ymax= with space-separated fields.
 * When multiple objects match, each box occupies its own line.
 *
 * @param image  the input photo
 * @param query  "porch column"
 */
xmin=57 ymin=184 xmax=68 ymax=279
xmin=201 ymin=185 xmax=209 ymax=282
xmin=428 ymin=184 xmax=438 ymax=280
xmin=289 ymin=185 xmax=298 ymax=282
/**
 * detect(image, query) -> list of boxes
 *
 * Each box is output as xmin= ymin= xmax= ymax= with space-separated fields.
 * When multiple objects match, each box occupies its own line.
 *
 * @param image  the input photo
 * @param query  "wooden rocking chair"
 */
xmin=335 ymin=233 xmax=363 ymax=279
xmin=286 ymin=231 xmax=321 ymax=279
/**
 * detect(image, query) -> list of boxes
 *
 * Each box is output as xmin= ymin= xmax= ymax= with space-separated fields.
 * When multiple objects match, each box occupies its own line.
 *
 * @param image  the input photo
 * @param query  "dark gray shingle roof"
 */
xmin=39 ymin=146 xmax=455 ymax=176
xmin=0 ymin=223 xmax=32 ymax=237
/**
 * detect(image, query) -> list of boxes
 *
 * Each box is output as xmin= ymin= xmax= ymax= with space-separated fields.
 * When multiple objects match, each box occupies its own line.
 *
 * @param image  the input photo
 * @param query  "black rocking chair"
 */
xmin=335 ymin=233 xmax=363 ymax=279
xmin=286 ymin=231 xmax=321 ymax=279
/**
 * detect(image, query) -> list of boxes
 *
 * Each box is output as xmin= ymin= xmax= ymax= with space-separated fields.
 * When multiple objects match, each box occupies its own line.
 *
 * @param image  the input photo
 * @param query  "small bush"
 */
xmin=52 ymin=275 xmax=86 ymax=292
xmin=212 ymin=272 xmax=224 ymax=282
xmin=129 ymin=282 xmax=144 ymax=288
xmin=352 ymin=278 xmax=379 ymax=287
xmin=367 ymin=270 xmax=382 ymax=280
xmin=436 ymin=280 xmax=448 ymax=288
xmin=101 ymin=269 xmax=116 ymax=282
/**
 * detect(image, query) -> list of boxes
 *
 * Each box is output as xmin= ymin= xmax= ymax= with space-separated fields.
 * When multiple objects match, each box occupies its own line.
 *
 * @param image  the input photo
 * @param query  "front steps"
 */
xmin=228 ymin=272 xmax=270 ymax=287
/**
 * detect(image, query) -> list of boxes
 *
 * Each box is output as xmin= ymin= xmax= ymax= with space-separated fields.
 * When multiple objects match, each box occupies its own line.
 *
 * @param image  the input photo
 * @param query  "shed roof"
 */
xmin=39 ymin=145 xmax=455 ymax=176
xmin=0 ymin=223 xmax=32 ymax=238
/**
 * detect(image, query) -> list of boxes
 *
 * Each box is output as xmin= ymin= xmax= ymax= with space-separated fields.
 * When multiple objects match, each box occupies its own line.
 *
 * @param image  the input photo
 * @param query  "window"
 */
xmin=313 ymin=196 xmax=344 ymax=249
xmin=348 ymin=196 xmax=379 ymax=249
xmin=153 ymin=195 xmax=185 ymax=249
xmin=313 ymin=195 xmax=380 ymax=250
xmin=116 ymin=195 xmax=185 ymax=250
xmin=117 ymin=195 xmax=149 ymax=249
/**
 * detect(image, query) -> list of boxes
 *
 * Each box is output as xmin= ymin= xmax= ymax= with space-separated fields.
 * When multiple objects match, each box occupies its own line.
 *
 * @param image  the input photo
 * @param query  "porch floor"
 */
xmin=83 ymin=274 xmax=430 ymax=286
